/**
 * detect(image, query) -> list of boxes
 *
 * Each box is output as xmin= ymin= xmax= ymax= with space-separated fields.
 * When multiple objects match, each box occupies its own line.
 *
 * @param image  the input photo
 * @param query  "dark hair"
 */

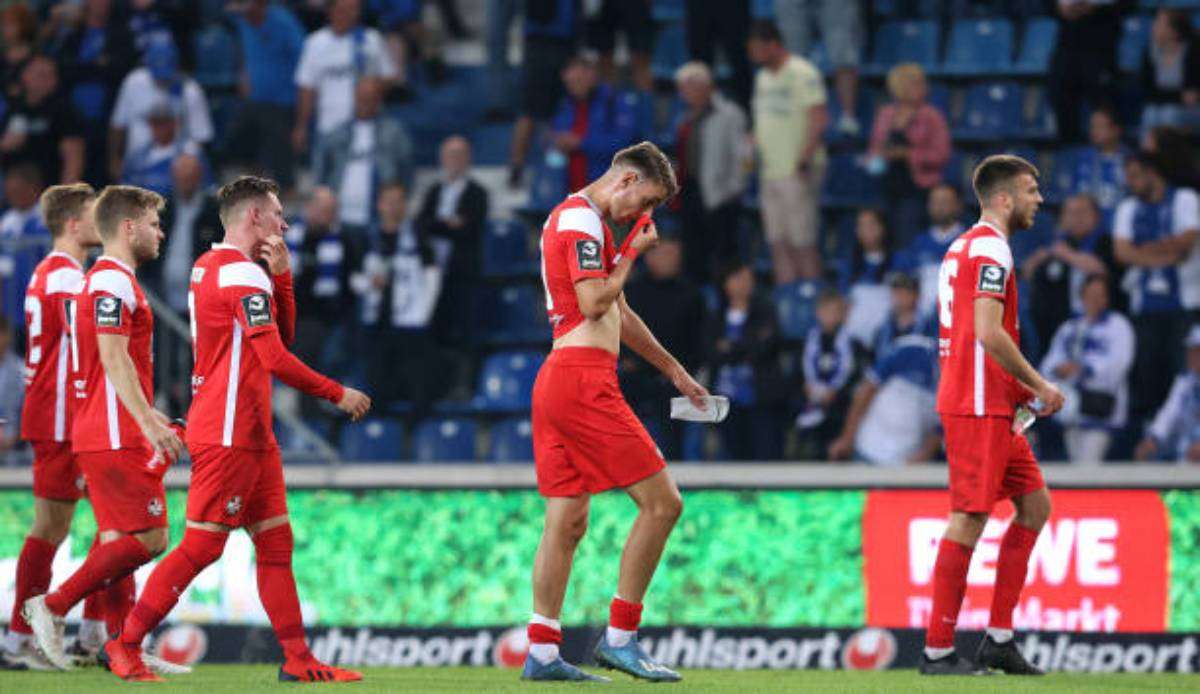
xmin=611 ymin=141 xmax=679 ymax=203
xmin=1159 ymin=9 xmax=1194 ymax=43
xmin=1090 ymin=105 xmax=1120 ymax=128
xmin=972 ymin=154 xmax=1040 ymax=205
xmin=40 ymin=183 xmax=96 ymax=239
xmin=930 ymin=182 xmax=961 ymax=199
xmin=817 ymin=287 xmax=845 ymax=305
xmin=5 ymin=161 xmax=42 ymax=187
xmin=1066 ymin=192 xmax=1102 ymax=218
xmin=748 ymin=20 xmax=784 ymax=44
xmin=849 ymin=208 xmax=892 ymax=283
xmin=719 ymin=260 xmax=752 ymax=285
xmin=1145 ymin=126 xmax=1198 ymax=186
xmin=94 ymin=185 xmax=164 ymax=240
xmin=217 ymin=175 xmax=279 ymax=225
xmin=1 ymin=4 xmax=37 ymax=45
xmin=1126 ymin=150 xmax=1167 ymax=178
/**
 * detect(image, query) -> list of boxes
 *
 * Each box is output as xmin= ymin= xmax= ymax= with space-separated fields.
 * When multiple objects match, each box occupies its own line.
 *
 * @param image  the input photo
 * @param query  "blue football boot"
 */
xmin=593 ymin=637 xmax=682 ymax=682
xmin=521 ymin=655 xmax=611 ymax=682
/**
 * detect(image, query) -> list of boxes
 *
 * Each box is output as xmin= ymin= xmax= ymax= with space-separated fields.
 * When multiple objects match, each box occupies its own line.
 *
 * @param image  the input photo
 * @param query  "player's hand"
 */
xmin=142 ymin=411 xmax=184 ymax=461
xmin=629 ymin=218 xmax=659 ymax=254
xmin=669 ymin=366 xmax=708 ymax=410
xmin=258 ymin=235 xmax=291 ymax=275
xmin=337 ymin=387 xmax=372 ymax=422
xmin=1034 ymin=381 xmax=1065 ymax=417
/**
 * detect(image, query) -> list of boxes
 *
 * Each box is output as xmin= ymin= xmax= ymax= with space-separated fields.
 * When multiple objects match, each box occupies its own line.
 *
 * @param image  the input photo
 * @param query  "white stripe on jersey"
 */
xmin=45 ymin=267 xmax=84 ymax=295
xmin=89 ymin=269 xmax=137 ymax=310
xmin=54 ymin=336 xmax=68 ymax=441
xmin=105 ymin=375 xmax=120 ymax=449
xmin=968 ymin=235 xmax=1014 ymax=273
xmin=556 ymin=207 xmax=604 ymax=244
xmin=222 ymin=320 xmax=242 ymax=447
xmin=974 ymin=339 xmax=985 ymax=416
xmin=218 ymin=262 xmax=273 ymax=294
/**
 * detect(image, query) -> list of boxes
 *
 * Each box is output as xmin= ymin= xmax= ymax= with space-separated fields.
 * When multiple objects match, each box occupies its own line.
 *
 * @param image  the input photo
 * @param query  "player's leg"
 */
xmin=529 ymin=494 xmax=591 ymax=654
xmin=4 ymin=496 xmax=74 ymax=669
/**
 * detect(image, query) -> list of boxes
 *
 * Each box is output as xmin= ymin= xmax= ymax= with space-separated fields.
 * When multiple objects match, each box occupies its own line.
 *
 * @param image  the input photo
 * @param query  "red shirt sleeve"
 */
xmin=247 ymin=329 xmax=344 ymax=404
xmin=226 ymin=284 xmax=280 ymax=338
xmin=272 ymin=270 xmax=296 ymax=346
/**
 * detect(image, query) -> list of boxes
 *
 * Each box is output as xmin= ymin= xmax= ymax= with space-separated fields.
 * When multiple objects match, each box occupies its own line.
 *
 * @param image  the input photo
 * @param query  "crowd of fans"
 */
xmin=0 ymin=0 xmax=1197 ymax=465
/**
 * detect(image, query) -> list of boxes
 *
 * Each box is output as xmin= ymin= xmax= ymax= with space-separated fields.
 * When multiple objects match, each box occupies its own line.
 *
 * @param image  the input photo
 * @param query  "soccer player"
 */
xmin=922 ymin=155 xmax=1064 ymax=675
xmin=105 ymin=176 xmax=371 ymax=683
xmin=22 ymin=186 xmax=186 ymax=674
xmin=3 ymin=184 xmax=104 ymax=670
xmin=523 ymin=142 xmax=707 ymax=683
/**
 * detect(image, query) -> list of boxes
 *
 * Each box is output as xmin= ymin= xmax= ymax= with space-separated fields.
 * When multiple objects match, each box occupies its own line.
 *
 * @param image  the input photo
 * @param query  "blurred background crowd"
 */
xmin=0 ymin=0 xmax=1198 ymax=465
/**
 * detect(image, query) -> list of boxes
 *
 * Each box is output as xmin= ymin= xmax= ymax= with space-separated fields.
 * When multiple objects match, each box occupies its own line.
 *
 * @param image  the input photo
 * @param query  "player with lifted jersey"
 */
xmin=922 ymin=155 xmax=1065 ymax=675
xmin=108 ymin=176 xmax=371 ymax=684
xmin=523 ymin=142 xmax=709 ymax=683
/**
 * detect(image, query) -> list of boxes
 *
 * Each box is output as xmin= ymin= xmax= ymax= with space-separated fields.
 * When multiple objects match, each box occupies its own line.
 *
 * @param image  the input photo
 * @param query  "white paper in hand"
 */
xmin=670 ymin=396 xmax=730 ymax=423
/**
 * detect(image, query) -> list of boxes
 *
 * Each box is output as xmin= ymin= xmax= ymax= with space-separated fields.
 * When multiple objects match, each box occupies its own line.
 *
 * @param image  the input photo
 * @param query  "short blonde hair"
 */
xmin=94 ymin=186 xmax=164 ymax=240
xmin=886 ymin=63 xmax=926 ymax=100
xmin=674 ymin=60 xmax=712 ymax=86
xmin=612 ymin=141 xmax=679 ymax=203
xmin=39 ymin=183 xmax=95 ymax=239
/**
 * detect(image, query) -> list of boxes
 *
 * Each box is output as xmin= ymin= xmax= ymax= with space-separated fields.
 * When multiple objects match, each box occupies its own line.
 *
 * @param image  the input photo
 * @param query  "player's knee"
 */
xmin=179 ymin=528 xmax=229 ymax=569
xmin=648 ymin=490 xmax=683 ymax=525
xmin=137 ymin=529 xmax=170 ymax=557
xmin=29 ymin=521 xmax=69 ymax=546
xmin=252 ymin=524 xmax=294 ymax=566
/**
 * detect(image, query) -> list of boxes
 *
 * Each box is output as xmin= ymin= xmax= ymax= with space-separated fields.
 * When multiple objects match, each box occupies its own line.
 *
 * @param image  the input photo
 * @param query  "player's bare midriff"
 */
xmin=552 ymin=299 xmax=621 ymax=356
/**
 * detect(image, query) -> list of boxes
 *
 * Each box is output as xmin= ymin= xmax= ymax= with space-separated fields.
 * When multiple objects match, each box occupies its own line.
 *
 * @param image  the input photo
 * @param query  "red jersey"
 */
xmin=539 ymin=194 xmax=618 ymax=339
xmin=72 ymin=256 xmax=155 ymax=453
xmin=21 ymin=252 xmax=84 ymax=443
xmin=187 ymin=245 xmax=286 ymax=450
xmin=936 ymin=222 xmax=1027 ymax=417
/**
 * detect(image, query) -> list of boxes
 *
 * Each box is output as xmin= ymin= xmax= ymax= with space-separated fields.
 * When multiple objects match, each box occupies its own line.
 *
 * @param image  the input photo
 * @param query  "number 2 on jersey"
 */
xmin=937 ymin=258 xmax=959 ymax=329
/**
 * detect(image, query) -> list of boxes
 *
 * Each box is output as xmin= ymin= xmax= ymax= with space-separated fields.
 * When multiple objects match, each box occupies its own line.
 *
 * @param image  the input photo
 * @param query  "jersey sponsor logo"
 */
xmin=241 ymin=293 xmax=273 ymax=327
xmin=95 ymin=296 xmax=122 ymax=327
xmin=147 ymin=497 xmax=165 ymax=517
xmin=977 ymin=264 xmax=1006 ymax=294
xmin=576 ymin=239 xmax=602 ymax=271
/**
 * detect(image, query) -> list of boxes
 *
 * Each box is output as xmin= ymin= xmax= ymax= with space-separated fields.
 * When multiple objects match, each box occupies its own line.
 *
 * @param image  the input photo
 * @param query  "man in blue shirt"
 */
xmin=1065 ymin=108 xmax=1128 ymax=226
xmin=895 ymin=183 xmax=965 ymax=323
xmin=550 ymin=53 xmax=642 ymax=193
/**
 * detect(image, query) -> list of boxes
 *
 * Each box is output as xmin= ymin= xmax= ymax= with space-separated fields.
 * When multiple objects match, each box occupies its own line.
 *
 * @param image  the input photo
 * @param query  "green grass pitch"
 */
xmin=1 ymin=666 xmax=1196 ymax=692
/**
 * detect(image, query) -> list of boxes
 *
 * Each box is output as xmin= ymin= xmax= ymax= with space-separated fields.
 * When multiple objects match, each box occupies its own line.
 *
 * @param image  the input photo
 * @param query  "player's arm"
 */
xmin=245 ymin=329 xmax=365 ymax=415
xmin=573 ymin=218 xmax=657 ymax=321
xmin=96 ymin=332 xmax=183 ymax=459
xmin=617 ymin=293 xmax=709 ymax=408
xmin=828 ymin=378 xmax=878 ymax=461
xmin=974 ymin=297 xmax=1063 ymax=415
xmin=1114 ymin=237 xmax=1185 ymax=268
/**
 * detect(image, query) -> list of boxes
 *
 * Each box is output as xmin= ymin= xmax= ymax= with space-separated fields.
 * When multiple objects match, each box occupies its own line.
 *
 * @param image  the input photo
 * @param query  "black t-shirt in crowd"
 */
xmin=1 ymin=94 xmax=83 ymax=183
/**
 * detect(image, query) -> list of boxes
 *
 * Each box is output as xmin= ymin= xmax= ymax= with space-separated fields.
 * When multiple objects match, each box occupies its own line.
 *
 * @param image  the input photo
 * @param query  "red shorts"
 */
xmin=531 ymin=347 xmax=664 ymax=497
xmin=942 ymin=415 xmax=1046 ymax=513
xmin=186 ymin=444 xmax=288 ymax=527
xmin=31 ymin=440 xmax=85 ymax=501
xmin=77 ymin=448 xmax=168 ymax=533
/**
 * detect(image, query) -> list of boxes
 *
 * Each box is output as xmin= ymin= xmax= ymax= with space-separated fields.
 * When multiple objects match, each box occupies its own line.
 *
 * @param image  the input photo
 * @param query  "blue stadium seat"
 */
xmin=866 ymin=20 xmax=940 ymax=75
xmin=941 ymin=151 xmax=967 ymax=192
xmin=652 ymin=21 xmax=688 ymax=81
xmin=474 ymin=351 xmax=545 ymax=412
xmin=774 ymin=280 xmax=824 ymax=341
xmin=1118 ymin=15 xmax=1152 ymax=73
xmin=821 ymin=153 xmax=879 ymax=207
xmin=752 ymin=0 xmax=775 ymax=19
xmin=482 ymin=219 xmax=537 ymax=278
xmin=413 ymin=418 xmax=478 ymax=462
xmin=1045 ymin=147 xmax=1083 ymax=205
xmin=526 ymin=150 xmax=568 ymax=215
xmin=470 ymin=124 xmax=512 ymax=166
xmin=483 ymin=284 xmax=550 ymax=344
xmin=942 ymin=18 xmax=1014 ymax=75
xmin=652 ymin=0 xmax=685 ymax=22
xmin=193 ymin=23 xmax=238 ymax=89
xmin=954 ymin=82 xmax=1022 ymax=140
xmin=340 ymin=419 xmax=405 ymax=461
xmin=489 ymin=417 xmax=534 ymax=462
xmin=926 ymin=82 xmax=951 ymax=118
xmin=1015 ymin=17 xmax=1058 ymax=75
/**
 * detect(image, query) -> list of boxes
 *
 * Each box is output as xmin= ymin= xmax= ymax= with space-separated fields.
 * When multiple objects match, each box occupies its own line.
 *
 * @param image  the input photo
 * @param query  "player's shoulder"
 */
xmin=961 ymin=224 xmax=1013 ymax=271
xmin=86 ymin=258 xmax=138 ymax=300
xmin=213 ymin=250 xmax=273 ymax=295
xmin=548 ymin=196 xmax=604 ymax=244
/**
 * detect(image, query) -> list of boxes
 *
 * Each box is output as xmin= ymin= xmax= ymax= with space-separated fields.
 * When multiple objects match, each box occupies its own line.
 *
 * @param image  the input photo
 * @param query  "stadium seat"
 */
xmin=866 ymin=20 xmax=940 ymax=75
xmin=526 ymin=150 xmax=568 ymax=215
xmin=340 ymin=419 xmax=405 ymax=462
xmin=752 ymin=0 xmax=775 ymax=19
xmin=1045 ymin=147 xmax=1083 ymax=205
xmin=652 ymin=21 xmax=688 ymax=81
xmin=954 ymin=82 xmax=1022 ymax=140
xmin=775 ymin=280 xmax=824 ymax=341
xmin=652 ymin=0 xmax=685 ymax=22
xmin=821 ymin=153 xmax=879 ymax=207
xmin=1118 ymin=15 xmax=1152 ymax=73
xmin=482 ymin=284 xmax=550 ymax=344
xmin=489 ymin=417 xmax=534 ymax=462
xmin=941 ymin=151 xmax=967 ymax=192
xmin=1022 ymin=85 xmax=1056 ymax=140
xmin=413 ymin=418 xmax=478 ymax=462
xmin=942 ymin=18 xmax=1014 ymax=75
xmin=469 ymin=124 xmax=512 ymax=166
xmin=473 ymin=351 xmax=545 ymax=413
xmin=1015 ymin=17 xmax=1058 ymax=75
xmin=482 ymin=219 xmax=537 ymax=278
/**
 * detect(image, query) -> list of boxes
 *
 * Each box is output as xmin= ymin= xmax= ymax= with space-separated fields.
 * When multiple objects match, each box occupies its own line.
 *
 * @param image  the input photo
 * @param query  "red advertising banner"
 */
xmin=862 ymin=490 xmax=1170 ymax=632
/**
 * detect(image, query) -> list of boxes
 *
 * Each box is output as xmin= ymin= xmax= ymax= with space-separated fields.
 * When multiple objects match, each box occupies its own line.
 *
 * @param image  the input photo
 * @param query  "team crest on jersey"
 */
xmin=225 ymin=496 xmax=243 ymax=516
xmin=977 ymin=264 xmax=1006 ymax=294
xmin=576 ymin=239 xmax=602 ymax=271
xmin=95 ymin=296 xmax=122 ymax=327
xmin=147 ymin=498 xmax=164 ymax=517
xmin=242 ymin=293 xmax=272 ymax=327
xmin=191 ymin=267 xmax=205 ymax=283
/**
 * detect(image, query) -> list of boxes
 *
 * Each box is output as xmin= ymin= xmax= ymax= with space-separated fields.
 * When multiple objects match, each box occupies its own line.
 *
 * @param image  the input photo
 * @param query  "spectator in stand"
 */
xmin=774 ymin=0 xmax=863 ymax=137
xmin=622 ymin=237 xmax=708 ymax=460
xmin=707 ymin=262 xmax=785 ymax=460
xmin=549 ymin=52 xmax=640 ymax=195
xmin=125 ymin=0 xmax=192 ymax=56
xmin=583 ymin=0 xmax=653 ymax=93
xmin=871 ymin=271 xmax=932 ymax=358
xmin=0 ymin=56 xmax=84 ymax=185
xmin=417 ymin=135 xmax=489 ymax=344
xmin=46 ymin=0 xmax=137 ymax=185
xmin=1143 ymin=125 xmax=1200 ymax=190
xmin=1040 ymin=274 xmax=1135 ymax=464
xmin=506 ymin=0 xmax=577 ymax=187
xmin=292 ymin=0 xmax=398 ymax=165
xmin=483 ymin=0 xmax=520 ymax=120
xmin=367 ymin=0 xmax=427 ymax=92
xmin=313 ymin=77 xmax=413 ymax=232
xmin=121 ymin=100 xmax=203 ymax=198
xmin=353 ymin=181 xmax=445 ymax=418
xmin=796 ymin=287 xmax=856 ymax=458
xmin=673 ymin=61 xmax=748 ymax=286
xmin=0 ymin=4 xmax=37 ymax=102
xmin=0 ymin=315 xmax=23 ymax=460
xmin=1136 ymin=325 xmax=1200 ymax=463
xmin=1114 ymin=152 xmax=1200 ymax=419
xmin=229 ymin=0 xmax=306 ymax=190
xmin=1140 ymin=9 xmax=1200 ymax=136
xmin=685 ymin=0 xmax=752 ymax=109
xmin=0 ymin=163 xmax=49 ymax=329
xmin=153 ymin=153 xmax=220 ymax=314
xmin=748 ymin=20 xmax=828 ymax=284
xmin=1050 ymin=0 xmax=1129 ymax=144
xmin=867 ymin=63 xmax=951 ymax=247
xmin=895 ymin=183 xmax=964 ymax=323
xmin=838 ymin=208 xmax=895 ymax=349
xmin=1025 ymin=194 xmax=1121 ymax=346
xmin=108 ymin=35 xmax=213 ymax=181
xmin=1066 ymin=108 xmax=1129 ymax=225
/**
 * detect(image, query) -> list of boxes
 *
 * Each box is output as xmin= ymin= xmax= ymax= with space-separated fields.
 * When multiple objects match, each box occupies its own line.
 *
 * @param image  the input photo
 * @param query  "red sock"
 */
xmin=45 ymin=536 xmax=151 ymax=617
xmin=609 ymin=596 xmax=643 ymax=631
xmin=82 ymin=592 xmax=104 ymax=622
xmin=122 ymin=528 xmax=226 ymax=646
xmin=988 ymin=522 xmax=1039 ymax=630
xmin=925 ymin=538 xmax=974 ymax=649
xmin=527 ymin=622 xmax=562 ymax=645
xmin=253 ymin=524 xmax=312 ymax=662
xmin=9 ymin=536 xmax=57 ymax=633
xmin=102 ymin=574 xmax=137 ymax=639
